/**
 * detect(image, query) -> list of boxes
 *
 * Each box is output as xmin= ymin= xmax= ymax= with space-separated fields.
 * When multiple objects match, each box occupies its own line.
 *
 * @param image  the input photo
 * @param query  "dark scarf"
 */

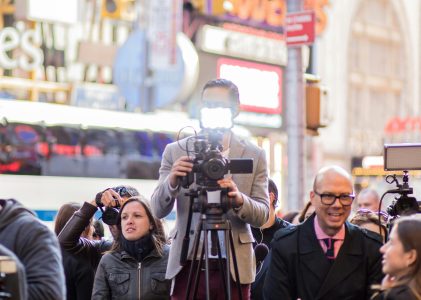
xmin=121 ymin=233 xmax=154 ymax=262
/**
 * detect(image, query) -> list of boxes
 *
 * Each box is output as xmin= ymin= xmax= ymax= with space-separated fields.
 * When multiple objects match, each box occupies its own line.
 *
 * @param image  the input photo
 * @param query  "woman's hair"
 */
xmin=298 ymin=200 xmax=313 ymax=223
xmin=391 ymin=214 xmax=421 ymax=298
xmin=283 ymin=211 xmax=299 ymax=224
xmin=54 ymin=202 xmax=81 ymax=236
xmin=110 ymin=196 xmax=167 ymax=256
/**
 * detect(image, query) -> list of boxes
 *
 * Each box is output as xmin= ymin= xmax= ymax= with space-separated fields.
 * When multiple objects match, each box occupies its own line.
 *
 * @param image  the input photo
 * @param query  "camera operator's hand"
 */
xmin=218 ymin=176 xmax=244 ymax=209
xmin=169 ymin=156 xmax=193 ymax=188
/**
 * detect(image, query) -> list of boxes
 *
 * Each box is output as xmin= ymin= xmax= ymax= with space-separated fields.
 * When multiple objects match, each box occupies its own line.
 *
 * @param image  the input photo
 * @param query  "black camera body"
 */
xmin=181 ymin=131 xmax=253 ymax=215
xmin=95 ymin=186 xmax=132 ymax=225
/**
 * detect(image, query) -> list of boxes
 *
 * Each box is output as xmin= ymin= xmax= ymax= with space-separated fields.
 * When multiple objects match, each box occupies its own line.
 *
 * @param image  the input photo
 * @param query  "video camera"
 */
xmin=95 ymin=186 xmax=133 ymax=225
xmin=181 ymin=130 xmax=253 ymax=215
xmin=382 ymin=144 xmax=421 ymax=218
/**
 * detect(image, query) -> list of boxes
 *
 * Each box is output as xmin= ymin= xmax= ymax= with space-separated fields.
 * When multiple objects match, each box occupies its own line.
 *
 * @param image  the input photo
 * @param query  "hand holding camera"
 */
xmin=169 ymin=156 xmax=193 ymax=188
xmin=93 ymin=186 xmax=132 ymax=226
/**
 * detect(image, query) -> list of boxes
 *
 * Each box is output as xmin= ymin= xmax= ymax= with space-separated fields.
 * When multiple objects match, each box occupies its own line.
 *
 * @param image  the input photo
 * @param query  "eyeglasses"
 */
xmin=314 ymin=191 xmax=355 ymax=206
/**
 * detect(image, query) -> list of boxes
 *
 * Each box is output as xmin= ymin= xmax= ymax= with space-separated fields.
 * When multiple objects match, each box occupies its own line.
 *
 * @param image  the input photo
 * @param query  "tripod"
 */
xmin=184 ymin=213 xmax=243 ymax=300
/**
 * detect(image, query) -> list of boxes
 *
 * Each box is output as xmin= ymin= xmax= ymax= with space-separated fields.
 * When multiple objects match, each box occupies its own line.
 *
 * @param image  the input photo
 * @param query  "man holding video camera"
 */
xmin=151 ymin=78 xmax=269 ymax=299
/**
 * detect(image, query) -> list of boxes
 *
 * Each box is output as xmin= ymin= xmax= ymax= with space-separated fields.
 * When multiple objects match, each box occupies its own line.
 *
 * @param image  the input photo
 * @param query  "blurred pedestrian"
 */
xmin=357 ymin=188 xmax=380 ymax=212
xmin=350 ymin=208 xmax=388 ymax=242
xmin=0 ymin=198 xmax=65 ymax=300
xmin=55 ymin=202 xmax=95 ymax=300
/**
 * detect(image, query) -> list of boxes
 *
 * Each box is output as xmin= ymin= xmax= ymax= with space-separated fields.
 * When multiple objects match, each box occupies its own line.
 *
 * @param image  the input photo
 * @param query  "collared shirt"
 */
xmin=314 ymin=215 xmax=345 ymax=258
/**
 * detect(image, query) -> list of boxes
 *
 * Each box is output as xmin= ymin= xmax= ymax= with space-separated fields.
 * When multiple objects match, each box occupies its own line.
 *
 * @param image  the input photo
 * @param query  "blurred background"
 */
xmin=0 ymin=0 xmax=420 ymax=227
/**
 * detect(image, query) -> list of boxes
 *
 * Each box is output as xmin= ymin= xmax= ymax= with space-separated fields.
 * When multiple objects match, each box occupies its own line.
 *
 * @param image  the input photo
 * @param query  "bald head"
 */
xmin=310 ymin=166 xmax=354 ymax=236
xmin=313 ymin=166 xmax=353 ymax=192
xmin=357 ymin=188 xmax=380 ymax=211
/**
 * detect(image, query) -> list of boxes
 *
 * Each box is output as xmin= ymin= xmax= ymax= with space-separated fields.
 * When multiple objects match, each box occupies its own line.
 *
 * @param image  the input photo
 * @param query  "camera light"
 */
xmin=200 ymin=107 xmax=233 ymax=129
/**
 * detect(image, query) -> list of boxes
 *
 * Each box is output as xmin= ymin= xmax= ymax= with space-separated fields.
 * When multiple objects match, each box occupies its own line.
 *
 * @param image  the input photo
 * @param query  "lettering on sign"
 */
xmin=0 ymin=26 xmax=43 ymax=71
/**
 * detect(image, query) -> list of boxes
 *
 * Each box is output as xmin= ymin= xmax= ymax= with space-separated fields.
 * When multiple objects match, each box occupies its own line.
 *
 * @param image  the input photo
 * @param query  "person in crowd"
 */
xmin=55 ymin=202 xmax=95 ymax=300
xmin=92 ymin=196 xmax=170 ymax=299
xmin=251 ymin=178 xmax=290 ymax=248
xmin=357 ymin=188 xmax=381 ymax=212
xmin=0 ymin=198 xmax=65 ymax=300
xmin=250 ymin=179 xmax=289 ymax=299
xmin=58 ymin=185 xmax=139 ymax=270
xmin=92 ymin=219 xmax=105 ymax=240
xmin=372 ymin=214 xmax=421 ymax=300
xmin=282 ymin=210 xmax=299 ymax=224
xmin=263 ymin=166 xmax=383 ymax=300
xmin=350 ymin=208 xmax=388 ymax=242
xmin=297 ymin=199 xmax=315 ymax=223
xmin=151 ymin=78 xmax=269 ymax=299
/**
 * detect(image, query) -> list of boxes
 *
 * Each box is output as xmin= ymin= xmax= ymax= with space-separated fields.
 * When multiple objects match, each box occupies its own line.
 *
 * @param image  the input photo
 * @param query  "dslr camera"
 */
xmin=181 ymin=130 xmax=253 ymax=215
xmin=95 ymin=186 xmax=133 ymax=225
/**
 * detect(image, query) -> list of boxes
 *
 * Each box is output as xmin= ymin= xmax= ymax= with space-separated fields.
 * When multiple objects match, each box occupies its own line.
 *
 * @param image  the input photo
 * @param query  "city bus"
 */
xmin=0 ymin=99 xmax=252 ymax=231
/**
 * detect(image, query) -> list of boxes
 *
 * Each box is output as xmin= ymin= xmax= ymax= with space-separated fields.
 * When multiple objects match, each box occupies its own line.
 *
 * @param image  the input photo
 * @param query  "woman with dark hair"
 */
xmin=372 ymin=214 xmax=421 ymax=300
xmin=92 ymin=196 xmax=170 ymax=299
xmin=55 ymin=202 xmax=95 ymax=300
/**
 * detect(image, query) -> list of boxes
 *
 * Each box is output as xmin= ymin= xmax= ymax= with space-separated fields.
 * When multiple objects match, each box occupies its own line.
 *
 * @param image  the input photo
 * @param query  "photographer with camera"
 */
xmin=151 ymin=78 xmax=269 ymax=299
xmin=58 ymin=185 xmax=139 ymax=271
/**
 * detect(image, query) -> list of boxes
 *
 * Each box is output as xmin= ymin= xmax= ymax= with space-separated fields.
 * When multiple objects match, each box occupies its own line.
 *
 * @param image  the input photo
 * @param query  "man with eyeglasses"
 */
xmin=263 ymin=166 xmax=383 ymax=300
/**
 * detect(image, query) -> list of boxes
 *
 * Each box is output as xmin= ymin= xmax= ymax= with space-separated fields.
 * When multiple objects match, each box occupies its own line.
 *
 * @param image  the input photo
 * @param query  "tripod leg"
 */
xmin=224 ymin=230 xmax=232 ymax=300
xmin=215 ymin=231 xmax=228 ymax=299
xmin=204 ymin=229 xmax=211 ymax=300
xmin=186 ymin=221 xmax=202 ymax=300
xmin=192 ymin=240 xmax=205 ymax=300
xmin=228 ymin=229 xmax=243 ymax=300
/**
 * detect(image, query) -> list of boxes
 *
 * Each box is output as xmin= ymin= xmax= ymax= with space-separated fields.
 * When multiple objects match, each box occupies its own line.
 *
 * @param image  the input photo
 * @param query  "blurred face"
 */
xmin=357 ymin=194 xmax=379 ymax=211
xmin=380 ymin=224 xmax=416 ymax=277
xmin=121 ymin=201 xmax=152 ymax=241
xmin=310 ymin=172 xmax=353 ymax=236
xmin=202 ymin=86 xmax=234 ymax=108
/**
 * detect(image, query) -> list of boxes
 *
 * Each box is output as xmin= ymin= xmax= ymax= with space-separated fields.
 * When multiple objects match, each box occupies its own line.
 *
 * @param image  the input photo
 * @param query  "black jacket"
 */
xmin=0 ymin=199 xmax=65 ymax=300
xmin=251 ymin=217 xmax=290 ymax=248
xmin=58 ymin=201 xmax=111 ymax=270
xmin=92 ymin=245 xmax=171 ymax=299
xmin=263 ymin=213 xmax=383 ymax=300
xmin=61 ymin=247 xmax=95 ymax=300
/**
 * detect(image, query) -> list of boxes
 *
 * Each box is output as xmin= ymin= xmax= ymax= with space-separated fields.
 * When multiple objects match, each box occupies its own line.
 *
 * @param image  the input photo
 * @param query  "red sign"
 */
xmin=286 ymin=11 xmax=316 ymax=46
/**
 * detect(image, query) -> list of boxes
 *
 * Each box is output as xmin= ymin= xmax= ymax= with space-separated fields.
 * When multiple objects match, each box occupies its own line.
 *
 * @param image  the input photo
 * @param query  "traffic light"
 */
xmin=305 ymin=74 xmax=329 ymax=135
xmin=101 ymin=0 xmax=122 ymax=19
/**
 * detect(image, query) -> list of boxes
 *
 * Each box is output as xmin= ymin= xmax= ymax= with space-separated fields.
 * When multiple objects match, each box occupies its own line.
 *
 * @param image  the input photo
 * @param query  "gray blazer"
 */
xmin=151 ymin=133 xmax=269 ymax=284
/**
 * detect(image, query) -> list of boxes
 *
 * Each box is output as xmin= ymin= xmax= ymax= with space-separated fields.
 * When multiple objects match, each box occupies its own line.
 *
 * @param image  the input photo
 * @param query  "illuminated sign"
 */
xmin=0 ymin=26 xmax=43 ymax=71
xmin=15 ymin=0 xmax=79 ymax=24
xmin=217 ymin=57 xmax=282 ymax=115
xmin=201 ymin=0 xmax=286 ymax=30
xmin=196 ymin=25 xmax=287 ymax=66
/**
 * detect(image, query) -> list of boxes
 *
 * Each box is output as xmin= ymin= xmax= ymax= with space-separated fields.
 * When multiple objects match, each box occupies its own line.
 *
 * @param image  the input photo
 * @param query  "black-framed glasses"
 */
xmin=314 ymin=191 xmax=355 ymax=206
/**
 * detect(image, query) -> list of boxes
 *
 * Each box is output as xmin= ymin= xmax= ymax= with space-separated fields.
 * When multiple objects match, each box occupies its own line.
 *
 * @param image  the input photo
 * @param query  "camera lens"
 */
xmin=203 ymin=158 xmax=226 ymax=180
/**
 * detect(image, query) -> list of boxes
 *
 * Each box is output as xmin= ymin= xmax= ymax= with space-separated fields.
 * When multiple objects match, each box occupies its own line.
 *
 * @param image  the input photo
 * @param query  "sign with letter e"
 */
xmin=286 ymin=11 xmax=316 ymax=47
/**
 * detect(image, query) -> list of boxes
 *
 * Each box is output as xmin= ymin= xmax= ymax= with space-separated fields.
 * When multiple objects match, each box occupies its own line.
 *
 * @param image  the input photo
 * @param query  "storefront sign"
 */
xmin=196 ymin=25 xmax=287 ymax=66
xmin=203 ymin=0 xmax=286 ymax=30
xmin=0 ymin=26 xmax=43 ymax=71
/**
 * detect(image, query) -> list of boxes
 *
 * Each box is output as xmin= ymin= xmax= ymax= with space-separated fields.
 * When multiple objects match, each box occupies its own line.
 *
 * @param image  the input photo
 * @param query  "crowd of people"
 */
xmin=1 ymin=79 xmax=421 ymax=300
